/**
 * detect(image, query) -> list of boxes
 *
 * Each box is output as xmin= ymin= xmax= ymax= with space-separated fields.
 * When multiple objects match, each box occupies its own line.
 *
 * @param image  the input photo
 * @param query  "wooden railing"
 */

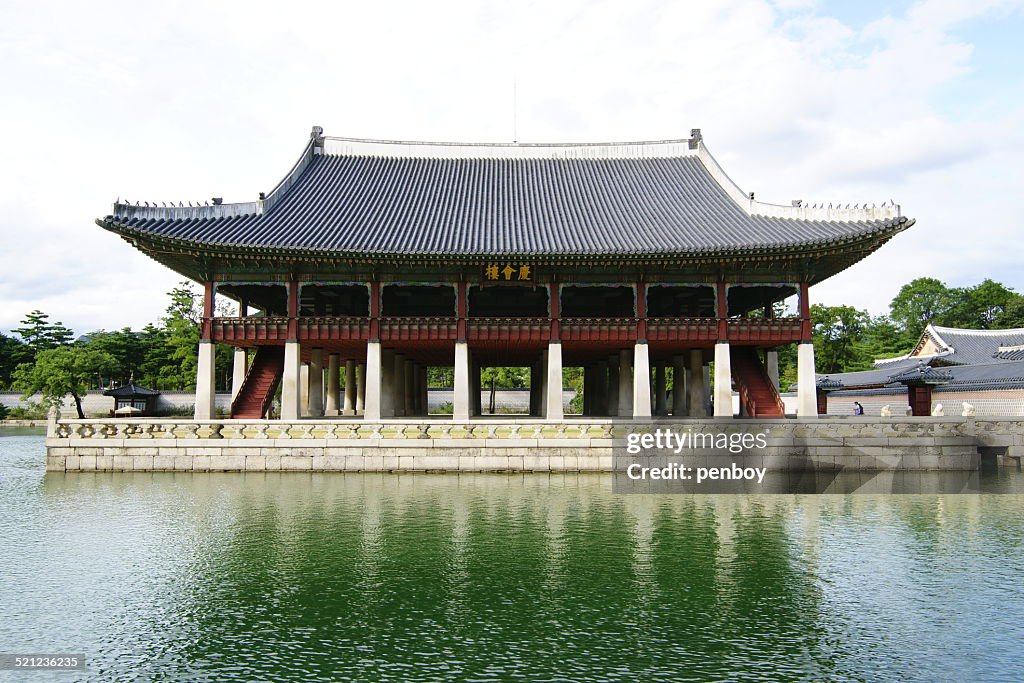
xmin=561 ymin=317 xmax=637 ymax=342
xmin=381 ymin=316 xmax=458 ymax=341
xmin=210 ymin=315 xmax=806 ymax=344
xmin=727 ymin=318 xmax=803 ymax=343
xmin=468 ymin=317 xmax=550 ymax=342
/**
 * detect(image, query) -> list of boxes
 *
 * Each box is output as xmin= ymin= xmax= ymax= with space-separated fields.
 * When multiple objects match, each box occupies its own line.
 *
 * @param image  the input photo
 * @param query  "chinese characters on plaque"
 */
xmin=483 ymin=263 xmax=534 ymax=283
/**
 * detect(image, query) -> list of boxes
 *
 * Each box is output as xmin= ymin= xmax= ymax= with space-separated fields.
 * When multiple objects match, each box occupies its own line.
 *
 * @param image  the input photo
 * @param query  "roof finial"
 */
xmin=688 ymin=128 xmax=702 ymax=150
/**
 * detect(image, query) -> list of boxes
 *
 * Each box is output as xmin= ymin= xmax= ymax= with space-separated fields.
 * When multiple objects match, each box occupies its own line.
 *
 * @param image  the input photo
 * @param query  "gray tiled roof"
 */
xmin=820 ymin=358 xmax=1024 ymax=391
xmin=889 ymin=363 xmax=952 ymax=385
xmin=927 ymin=326 xmax=1024 ymax=365
xmin=98 ymin=135 xmax=911 ymax=259
xmin=818 ymin=357 xmax=924 ymax=388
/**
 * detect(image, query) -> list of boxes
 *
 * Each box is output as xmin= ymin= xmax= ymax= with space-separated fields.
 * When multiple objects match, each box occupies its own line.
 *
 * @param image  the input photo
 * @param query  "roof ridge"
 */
xmin=932 ymin=325 xmax=1024 ymax=336
xmin=107 ymin=125 xmax=908 ymax=225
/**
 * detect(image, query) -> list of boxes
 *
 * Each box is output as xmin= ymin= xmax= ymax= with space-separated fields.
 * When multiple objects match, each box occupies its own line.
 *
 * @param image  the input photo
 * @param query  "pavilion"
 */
xmin=97 ymin=127 xmax=913 ymax=422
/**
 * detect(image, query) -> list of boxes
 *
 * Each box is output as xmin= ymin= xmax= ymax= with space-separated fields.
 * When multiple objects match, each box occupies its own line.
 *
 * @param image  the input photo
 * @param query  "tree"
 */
xmin=160 ymin=283 xmax=202 ymax=390
xmin=0 ymin=333 xmax=32 ymax=389
xmin=12 ymin=310 xmax=73 ymax=354
xmin=888 ymin=278 xmax=957 ymax=339
xmin=945 ymin=279 xmax=1019 ymax=329
xmin=811 ymin=304 xmax=870 ymax=374
xmin=14 ymin=346 xmax=118 ymax=419
xmin=994 ymin=297 xmax=1024 ymax=330
xmin=85 ymin=328 xmax=146 ymax=388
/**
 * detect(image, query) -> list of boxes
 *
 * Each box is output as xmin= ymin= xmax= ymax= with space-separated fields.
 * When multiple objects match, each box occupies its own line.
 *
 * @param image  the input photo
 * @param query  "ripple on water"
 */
xmin=2 ymin=433 xmax=1024 ymax=682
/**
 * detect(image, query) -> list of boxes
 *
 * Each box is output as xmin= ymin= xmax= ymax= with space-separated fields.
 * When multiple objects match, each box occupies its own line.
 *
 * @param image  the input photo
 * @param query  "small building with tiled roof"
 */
xmin=817 ymin=325 xmax=1024 ymax=417
xmin=99 ymin=127 xmax=913 ymax=423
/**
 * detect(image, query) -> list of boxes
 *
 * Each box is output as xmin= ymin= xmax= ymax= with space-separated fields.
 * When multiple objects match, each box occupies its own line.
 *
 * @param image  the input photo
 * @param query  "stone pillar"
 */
xmin=713 ymin=342 xmax=732 ymax=417
xmin=632 ymin=343 xmax=652 ymax=418
xmin=595 ymin=360 xmax=608 ymax=416
xmin=343 ymin=360 xmax=356 ymax=415
xmin=454 ymin=342 xmax=471 ymax=421
xmin=545 ymin=342 xmax=563 ymax=420
xmin=607 ymin=356 xmax=619 ymax=417
xmin=380 ymin=349 xmax=395 ymax=417
xmin=325 ymin=353 xmax=341 ymax=415
xmin=688 ymin=349 xmax=706 ymax=417
xmin=363 ymin=342 xmax=382 ymax=421
xmin=672 ymin=355 xmax=686 ymax=416
xmin=231 ymin=347 xmax=247 ymax=401
xmin=299 ymin=362 xmax=310 ymax=417
xmin=356 ymin=363 xmax=366 ymax=415
xmin=617 ymin=348 xmax=633 ymax=416
xmin=404 ymin=359 xmax=415 ymax=417
xmin=797 ymin=342 xmax=817 ymax=417
xmin=281 ymin=340 xmax=301 ymax=421
xmin=766 ymin=350 xmax=780 ymax=390
xmin=307 ymin=348 xmax=324 ymax=417
xmin=194 ymin=340 xmax=216 ymax=420
xmin=654 ymin=362 xmax=667 ymax=416
xmin=392 ymin=353 xmax=406 ymax=417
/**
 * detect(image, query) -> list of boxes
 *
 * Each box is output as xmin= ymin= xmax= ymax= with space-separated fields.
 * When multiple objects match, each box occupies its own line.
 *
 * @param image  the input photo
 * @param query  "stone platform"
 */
xmin=39 ymin=416 xmax=1021 ymax=472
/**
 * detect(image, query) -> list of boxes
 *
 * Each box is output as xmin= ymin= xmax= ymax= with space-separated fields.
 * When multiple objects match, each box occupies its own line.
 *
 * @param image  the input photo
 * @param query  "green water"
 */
xmin=2 ymin=430 xmax=1024 ymax=682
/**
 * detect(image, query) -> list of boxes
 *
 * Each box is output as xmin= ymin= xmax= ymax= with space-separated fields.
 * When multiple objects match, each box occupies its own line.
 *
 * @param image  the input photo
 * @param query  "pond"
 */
xmin=2 ymin=429 xmax=1023 ymax=681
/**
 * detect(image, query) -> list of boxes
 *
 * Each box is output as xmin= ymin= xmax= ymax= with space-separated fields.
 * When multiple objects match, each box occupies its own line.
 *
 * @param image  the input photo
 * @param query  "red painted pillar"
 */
xmin=799 ymin=281 xmax=811 ymax=341
xmin=636 ymin=281 xmax=647 ymax=341
xmin=549 ymin=282 xmax=560 ymax=341
xmin=202 ymin=280 xmax=215 ymax=340
xmin=716 ymin=281 xmax=728 ymax=341
xmin=369 ymin=280 xmax=380 ymax=341
xmin=287 ymin=278 xmax=299 ymax=340
xmin=456 ymin=281 xmax=468 ymax=342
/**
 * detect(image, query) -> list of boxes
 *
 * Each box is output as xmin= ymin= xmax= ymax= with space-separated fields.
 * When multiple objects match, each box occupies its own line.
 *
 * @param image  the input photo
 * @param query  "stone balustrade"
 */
xmin=40 ymin=415 xmax=1021 ymax=473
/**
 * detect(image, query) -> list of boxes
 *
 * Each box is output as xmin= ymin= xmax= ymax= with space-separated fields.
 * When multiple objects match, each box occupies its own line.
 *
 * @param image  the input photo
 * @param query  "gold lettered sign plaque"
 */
xmin=483 ymin=263 xmax=534 ymax=284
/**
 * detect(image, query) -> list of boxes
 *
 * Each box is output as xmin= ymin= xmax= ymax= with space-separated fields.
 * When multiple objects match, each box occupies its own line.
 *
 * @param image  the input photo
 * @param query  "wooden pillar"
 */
xmin=369 ymin=280 xmax=381 ymax=341
xmin=716 ymin=281 xmax=728 ymax=341
xmin=799 ymin=281 xmax=811 ymax=341
xmin=636 ymin=281 xmax=647 ymax=341
xmin=549 ymin=282 xmax=560 ymax=341
xmin=287 ymin=278 xmax=299 ymax=340
xmin=456 ymin=281 xmax=468 ymax=342
xmin=201 ymin=280 xmax=215 ymax=340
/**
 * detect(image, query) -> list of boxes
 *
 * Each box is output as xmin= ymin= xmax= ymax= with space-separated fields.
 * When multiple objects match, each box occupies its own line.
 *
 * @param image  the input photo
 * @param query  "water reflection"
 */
xmin=1 ymin=432 xmax=1023 ymax=682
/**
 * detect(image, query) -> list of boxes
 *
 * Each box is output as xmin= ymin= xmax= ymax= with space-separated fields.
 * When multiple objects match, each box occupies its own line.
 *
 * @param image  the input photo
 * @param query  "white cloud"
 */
xmin=0 ymin=0 xmax=1022 ymax=334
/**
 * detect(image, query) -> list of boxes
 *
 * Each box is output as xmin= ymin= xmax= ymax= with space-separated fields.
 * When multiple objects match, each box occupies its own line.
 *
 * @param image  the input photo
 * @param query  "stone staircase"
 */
xmin=230 ymin=347 xmax=284 ymax=419
xmin=731 ymin=346 xmax=785 ymax=418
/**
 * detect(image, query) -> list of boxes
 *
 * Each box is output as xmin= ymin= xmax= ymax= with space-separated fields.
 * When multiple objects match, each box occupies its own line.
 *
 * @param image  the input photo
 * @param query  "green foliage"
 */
xmin=888 ymin=278 xmax=957 ymax=339
xmin=434 ymin=401 xmax=454 ymax=415
xmin=14 ymin=346 xmax=118 ymax=419
xmin=6 ymin=401 xmax=47 ymax=420
xmin=481 ymin=366 xmax=529 ymax=389
xmin=994 ymin=297 xmax=1024 ymax=329
xmin=85 ymin=328 xmax=146 ymax=387
xmin=811 ymin=304 xmax=870 ymax=373
xmin=944 ymin=279 xmax=1018 ymax=329
xmin=0 ymin=333 xmax=32 ymax=389
xmin=12 ymin=310 xmax=73 ymax=355
xmin=0 ymin=403 xmax=8 ymax=420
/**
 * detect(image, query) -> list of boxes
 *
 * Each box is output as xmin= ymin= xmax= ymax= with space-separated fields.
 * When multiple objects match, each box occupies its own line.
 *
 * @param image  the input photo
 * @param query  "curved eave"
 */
xmin=97 ymin=215 xmax=912 ymax=277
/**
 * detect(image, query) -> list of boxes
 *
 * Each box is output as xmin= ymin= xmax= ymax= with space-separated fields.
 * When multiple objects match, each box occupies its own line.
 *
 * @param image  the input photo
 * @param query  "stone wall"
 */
xmin=43 ymin=416 xmax=1003 ymax=472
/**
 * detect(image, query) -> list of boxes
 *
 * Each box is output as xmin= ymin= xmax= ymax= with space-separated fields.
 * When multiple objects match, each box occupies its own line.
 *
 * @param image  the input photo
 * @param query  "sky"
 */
xmin=1 ymin=0 xmax=1022 ymax=336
